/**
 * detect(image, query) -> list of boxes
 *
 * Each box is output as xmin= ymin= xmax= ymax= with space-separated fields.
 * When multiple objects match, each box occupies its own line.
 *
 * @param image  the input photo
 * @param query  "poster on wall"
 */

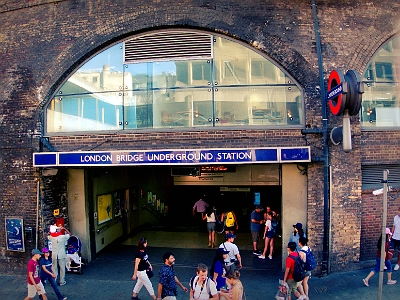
xmin=147 ymin=192 xmax=152 ymax=204
xmin=5 ymin=217 xmax=25 ymax=252
xmin=152 ymin=194 xmax=157 ymax=206
xmin=156 ymin=199 xmax=160 ymax=211
xmin=97 ymin=194 xmax=113 ymax=225
xmin=114 ymin=191 xmax=122 ymax=218
xmin=160 ymin=202 xmax=164 ymax=214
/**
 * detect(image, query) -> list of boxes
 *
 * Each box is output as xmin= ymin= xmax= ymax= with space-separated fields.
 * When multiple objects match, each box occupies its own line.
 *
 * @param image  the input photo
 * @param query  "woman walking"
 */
xmin=219 ymin=270 xmax=244 ymax=300
xmin=363 ymin=228 xmax=397 ymax=286
xmin=298 ymin=237 xmax=311 ymax=300
xmin=131 ymin=238 xmax=156 ymax=300
xmin=203 ymin=206 xmax=217 ymax=248
xmin=210 ymin=248 xmax=230 ymax=290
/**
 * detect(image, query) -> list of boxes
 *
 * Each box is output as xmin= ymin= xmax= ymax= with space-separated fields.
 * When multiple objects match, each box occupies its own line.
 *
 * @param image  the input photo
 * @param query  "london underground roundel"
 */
xmin=327 ymin=69 xmax=347 ymax=116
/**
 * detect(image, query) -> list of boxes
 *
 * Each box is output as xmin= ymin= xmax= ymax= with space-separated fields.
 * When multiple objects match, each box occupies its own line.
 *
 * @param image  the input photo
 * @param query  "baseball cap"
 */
xmin=225 ymin=232 xmax=236 ymax=239
xmin=293 ymin=222 xmax=303 ymax=230
xmin=256 ymin=205 xmax=263 ymax=210
xmin=386 ymin=228 xmax=392 ymax=235
xmin=42 ymin=247 xmax=49 ymax=253
xmin=31 ymin=249 xmax=43 ymax=255
xmin=217 ymin=248 xmax=230 ymax=255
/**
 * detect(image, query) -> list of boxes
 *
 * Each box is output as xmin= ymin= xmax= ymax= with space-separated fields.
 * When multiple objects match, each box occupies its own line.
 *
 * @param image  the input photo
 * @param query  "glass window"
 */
xmin=46 ymin=31 xmax=303 ymax=133
xmin=361 ymin=36 xmax=400 ymax=128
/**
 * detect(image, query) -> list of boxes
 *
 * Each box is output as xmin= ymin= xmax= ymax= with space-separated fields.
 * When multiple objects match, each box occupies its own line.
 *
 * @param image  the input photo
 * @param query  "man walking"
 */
xmin=283 ymin=242 xmax=303 ymax=300
xmin=193 ymin=197 xmax=209 ymax=232
xmin=219 ymin=233 xmax=242 ymax=271
xmin=157 ymin=252 xmax=188 ymax=300
xmin=250 ymin=205 xmax=265 ymax=255
xmin=392 ymin=207 xmax=400 ymax=270
xmin=24 ymin=249 xmax=48 ymax=300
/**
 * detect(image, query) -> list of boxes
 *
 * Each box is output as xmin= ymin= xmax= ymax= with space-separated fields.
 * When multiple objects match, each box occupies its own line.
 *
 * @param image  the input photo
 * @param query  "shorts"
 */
xmin=392 ymin=238 xmax=400 ymax=250
xmin=286 ymin=279 xmax=301 ymax=294
xmin=251 ymin=231 xmax=260 ymax=242
xmin=207 ymin=222 xmax=216 ymax=231
xmin=27 ymin=282 xmax=46 ymax=298
xmin=266 ymin=231 xmax=275 ymax=239
xmin=225 ymin=225 xmax=235 ymax=231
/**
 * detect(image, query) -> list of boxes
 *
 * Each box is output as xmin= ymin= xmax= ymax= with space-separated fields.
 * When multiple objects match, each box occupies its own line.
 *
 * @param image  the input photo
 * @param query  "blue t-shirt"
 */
xmin=250 ymin=210 xmax=263 ymax=232
xmin=159 ymin=264 xmax=177 ymax=298
xmin=213 ymin=260 xmax=226 ymax=290
xmin=39 ymin=257 xmax=53 ymax=280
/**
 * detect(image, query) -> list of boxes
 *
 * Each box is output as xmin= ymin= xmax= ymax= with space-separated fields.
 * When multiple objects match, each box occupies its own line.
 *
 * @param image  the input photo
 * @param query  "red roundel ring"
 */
xmin=328 ymin=69 xmax=346 ymax=116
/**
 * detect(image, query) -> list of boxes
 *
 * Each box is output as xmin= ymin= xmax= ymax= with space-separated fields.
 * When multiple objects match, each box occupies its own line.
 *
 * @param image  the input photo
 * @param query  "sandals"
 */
xmin=362 ymin=279 xmax=369 ymax=287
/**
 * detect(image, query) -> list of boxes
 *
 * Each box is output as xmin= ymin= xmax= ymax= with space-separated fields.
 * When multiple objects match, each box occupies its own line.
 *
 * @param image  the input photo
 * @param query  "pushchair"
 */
xmin=66 ymin=235 xmax=84 ymax=275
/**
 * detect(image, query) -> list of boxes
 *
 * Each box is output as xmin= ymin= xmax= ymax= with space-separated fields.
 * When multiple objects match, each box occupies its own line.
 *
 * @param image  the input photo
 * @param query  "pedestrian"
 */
xmin=24 ymin=249 xmax=48 ymax=300
xmin=189 ymin=263 xmax=218 ymax=300
xmin=259 ymin=211 xmax=274 ymax=259
xmin=219 ymin=269 xmax=244 ymax=300
xmin=221 ymin=209 xmax=238 ymax=234
xmin=202 ymin=206 xmax=217 ymax=248
xmin=210 ymin=248 xmax=229 ymax=291
xmin=282 ymin=242 xmax=303 ymax=300
xmin=298 ymin=237 xmax=311 ymax=300
xmin=193 ymin=197 xmax=209 ymax=232
xmin=289 ymin=223 xmax=306 ymax=251
xmin=132 ymin=237 xmax=157 ymax=300
xmin=219 ymin=233 xmax=242 ymax=272
xmin=250 ymin=205 xmax=265 ymax=255
xmin=47 ymin=223 xmax=71 ymax=286
xmin=363 ymin=228 xmax=397 ymax=286
xmin=39 ymin=247 xmax=67 ymax=300
xmin=157 ymin=251 xmax=188 ymax=300
xmin=391 ymin=207 xmax=400 ymax=271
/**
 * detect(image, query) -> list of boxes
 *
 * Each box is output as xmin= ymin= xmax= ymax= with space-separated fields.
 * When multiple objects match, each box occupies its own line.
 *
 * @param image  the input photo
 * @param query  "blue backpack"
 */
xmin=270 ymin=219 xmax=278 ymax=235
xmin=301 ymin=247 xmax=316 ymax=271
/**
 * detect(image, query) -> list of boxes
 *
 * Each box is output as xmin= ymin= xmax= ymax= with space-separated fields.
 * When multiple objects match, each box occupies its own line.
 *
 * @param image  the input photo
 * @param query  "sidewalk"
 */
xmin=2 ymin=244 xmax=400 ymax=299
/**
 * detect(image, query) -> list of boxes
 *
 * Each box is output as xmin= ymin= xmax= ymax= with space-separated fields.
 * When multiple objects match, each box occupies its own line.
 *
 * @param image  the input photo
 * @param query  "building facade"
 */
xmin=0 ymin=0 xmax=400 ymax=274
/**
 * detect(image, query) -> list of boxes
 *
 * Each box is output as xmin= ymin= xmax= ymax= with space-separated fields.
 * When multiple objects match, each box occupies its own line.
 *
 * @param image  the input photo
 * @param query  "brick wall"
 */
xmin=0 ymin=0 xmax=399 ymax=273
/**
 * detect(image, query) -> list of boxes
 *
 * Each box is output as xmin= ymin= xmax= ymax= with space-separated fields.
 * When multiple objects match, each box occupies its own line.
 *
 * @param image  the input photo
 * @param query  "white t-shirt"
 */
xmin=191 ymin=276 xmax=218 ymax=300
xmin=265 ymin=219 xmax=272 ymax=231
xmin=300 ymin=245 xmax=310 ymax=262
xmin=393 ymin=215 xmax=400 ymax=240
xmin=219 ymin=241 xmax=239 ymax=265
xmin=206 ymin=212 xmax=216 ymax=222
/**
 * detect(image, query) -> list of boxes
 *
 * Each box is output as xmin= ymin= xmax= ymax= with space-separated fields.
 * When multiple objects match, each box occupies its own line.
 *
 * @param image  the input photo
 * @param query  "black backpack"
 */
xmin=289 ymin=252 xmax=306 ymax=282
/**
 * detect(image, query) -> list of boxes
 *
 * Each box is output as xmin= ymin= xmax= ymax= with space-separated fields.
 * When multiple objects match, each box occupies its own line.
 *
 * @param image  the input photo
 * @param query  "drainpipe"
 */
xmin=311 ymin=0 xmax=330 ymax=276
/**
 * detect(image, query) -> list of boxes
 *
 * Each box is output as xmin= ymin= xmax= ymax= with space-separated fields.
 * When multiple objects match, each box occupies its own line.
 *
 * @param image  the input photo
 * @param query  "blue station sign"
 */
xmin=33 ymin=147 xmax=311 ymax=167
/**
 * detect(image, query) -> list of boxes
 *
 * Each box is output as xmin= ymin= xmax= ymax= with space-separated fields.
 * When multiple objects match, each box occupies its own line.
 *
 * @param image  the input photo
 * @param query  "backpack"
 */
xmin=289 ymin=253 xmax=306 ymax=282
xmin=225 ymin=211 xmax=235 ymax=227
xmin=190 ymin=276 xmax=212 ymax=298
xmin=270 ymin=219 xmax=278 ymax=235
xmin=300 ymin=247 xmax=316 ymax=271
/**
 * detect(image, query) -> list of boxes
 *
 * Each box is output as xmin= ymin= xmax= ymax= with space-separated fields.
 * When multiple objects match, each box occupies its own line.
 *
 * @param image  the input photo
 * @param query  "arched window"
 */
xmin=361 ymin=36 xmax=400 ymax=128
xmin=46 ymin=30 xmax=303 ymax=133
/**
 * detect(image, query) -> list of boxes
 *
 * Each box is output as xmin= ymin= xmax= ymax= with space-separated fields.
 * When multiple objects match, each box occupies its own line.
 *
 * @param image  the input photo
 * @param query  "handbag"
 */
xmin=146 ymin=269 xmax=154 ymax=278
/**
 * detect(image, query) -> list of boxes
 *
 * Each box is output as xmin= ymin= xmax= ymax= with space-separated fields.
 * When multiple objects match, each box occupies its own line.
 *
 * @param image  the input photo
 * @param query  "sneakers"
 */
xmin=268 ymin=255 xmax=273 ymax=259
xmin=131 ymin=296 xmax=140 ymax=300
xmin=297 ymin=295 xmax=307 ymax=300
xmin=394 ymin=264 xmax=399 ymax=271
xmin=259 ymin=255 xmax=266 ymax=259
xmin=62 ymin=298 xmax=68 ymax=300
xmin=253 ymin=251 xmax=261 ymax=256
xmin=59 ymin=281 xmax=66 ymax=286
xmin=387 ymin=280 xmax=397 ymax=285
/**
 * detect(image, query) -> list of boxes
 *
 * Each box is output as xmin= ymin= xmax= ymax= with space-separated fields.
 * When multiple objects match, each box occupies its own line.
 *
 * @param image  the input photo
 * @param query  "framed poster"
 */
xmin=97 ymin=193 xmax=113 ymax=225
xmin=147 ymin=192 xmax=152 ymax=204
xmin=5 ymin=217 xmax=25 ymax=252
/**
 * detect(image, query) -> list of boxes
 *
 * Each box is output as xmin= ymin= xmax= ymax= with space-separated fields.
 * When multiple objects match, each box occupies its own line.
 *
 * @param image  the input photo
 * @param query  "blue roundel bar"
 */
xmin=33 ymin=147 xmax=310 ymax=167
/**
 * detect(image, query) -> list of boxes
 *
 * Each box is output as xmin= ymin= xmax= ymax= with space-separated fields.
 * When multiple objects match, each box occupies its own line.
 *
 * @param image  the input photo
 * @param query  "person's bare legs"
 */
xmin=364 ymin=270 xmax=375 ymax=285
xmin=261 ymin=237 xmax=270 ymax=256
xmin=211 ymin=230 xmax=215 ymax=247
xmin=269 ymin=237 xmax=274 ymax=258
xmin=208 ymin=231 xmax=212 ymax=246
xmin=302 ymin=276 xmax=309 ymax=298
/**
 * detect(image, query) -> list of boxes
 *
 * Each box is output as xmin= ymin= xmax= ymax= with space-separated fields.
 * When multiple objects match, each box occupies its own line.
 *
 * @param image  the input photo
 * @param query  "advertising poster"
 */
xmin=97 ymin=194 xmax=113 ymax=225
xmin=5 ymin=218 xmax=25 ymax=252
